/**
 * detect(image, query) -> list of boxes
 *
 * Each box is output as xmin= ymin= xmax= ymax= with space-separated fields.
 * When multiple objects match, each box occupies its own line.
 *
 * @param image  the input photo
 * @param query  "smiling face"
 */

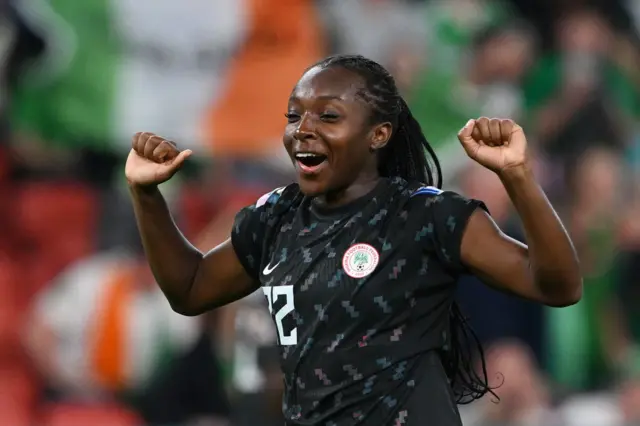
xmin=283 ymin=65 xmax=392 ymax=197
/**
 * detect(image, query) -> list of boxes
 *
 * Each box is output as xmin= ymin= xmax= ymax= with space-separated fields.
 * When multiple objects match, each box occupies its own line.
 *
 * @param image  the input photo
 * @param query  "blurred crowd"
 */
xmin=0 ymin=0 xmax=639 ymax=425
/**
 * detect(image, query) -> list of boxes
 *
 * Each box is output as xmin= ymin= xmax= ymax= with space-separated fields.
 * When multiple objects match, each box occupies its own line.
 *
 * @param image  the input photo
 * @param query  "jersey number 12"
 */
xmin=262 ymin=285 xmax=298 ymax=346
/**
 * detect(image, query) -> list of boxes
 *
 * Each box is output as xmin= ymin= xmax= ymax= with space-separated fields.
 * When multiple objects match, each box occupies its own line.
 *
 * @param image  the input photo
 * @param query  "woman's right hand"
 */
xmin=125 ymin=132 xmax=192 ymax=187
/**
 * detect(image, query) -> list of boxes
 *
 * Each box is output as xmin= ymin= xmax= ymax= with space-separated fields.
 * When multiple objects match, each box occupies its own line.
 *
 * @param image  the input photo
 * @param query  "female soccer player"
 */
xmin=126 ymin=55 xmax=582 ymax=425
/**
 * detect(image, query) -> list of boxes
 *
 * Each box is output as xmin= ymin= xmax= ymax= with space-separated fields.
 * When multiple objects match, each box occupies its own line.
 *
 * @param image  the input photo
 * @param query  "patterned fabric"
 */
xmin=231 ymin=177 xmax=487 ymax=425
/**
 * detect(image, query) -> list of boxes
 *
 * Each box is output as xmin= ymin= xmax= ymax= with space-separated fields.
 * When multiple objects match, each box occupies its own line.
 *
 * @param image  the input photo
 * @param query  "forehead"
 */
xmin=290 ymin=66 xmax=366 ymax=102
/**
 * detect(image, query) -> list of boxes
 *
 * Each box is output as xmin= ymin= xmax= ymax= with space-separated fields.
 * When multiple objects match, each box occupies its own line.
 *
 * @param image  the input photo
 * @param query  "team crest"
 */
xmin=342 ymin=243 xmax=380 ymax=278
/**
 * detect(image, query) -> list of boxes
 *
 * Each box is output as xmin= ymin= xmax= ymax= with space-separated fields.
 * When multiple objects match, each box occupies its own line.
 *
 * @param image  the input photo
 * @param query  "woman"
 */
xmin=126 ymin=55 xmax=582 ymax=425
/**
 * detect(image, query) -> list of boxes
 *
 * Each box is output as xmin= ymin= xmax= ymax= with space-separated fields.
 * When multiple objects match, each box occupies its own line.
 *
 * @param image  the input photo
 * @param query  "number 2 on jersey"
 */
xmin=262 ymin=285 xmax=298 ymax=346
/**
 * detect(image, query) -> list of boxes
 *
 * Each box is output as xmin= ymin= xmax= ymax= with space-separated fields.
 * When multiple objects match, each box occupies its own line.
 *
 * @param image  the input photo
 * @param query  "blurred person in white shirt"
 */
xmin=24 ymin=247 xmax=200 ymax=403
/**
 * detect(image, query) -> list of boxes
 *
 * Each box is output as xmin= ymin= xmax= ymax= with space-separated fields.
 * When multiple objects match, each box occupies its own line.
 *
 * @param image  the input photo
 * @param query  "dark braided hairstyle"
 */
xmin=311 ymin=54 xmax=497 ymax=404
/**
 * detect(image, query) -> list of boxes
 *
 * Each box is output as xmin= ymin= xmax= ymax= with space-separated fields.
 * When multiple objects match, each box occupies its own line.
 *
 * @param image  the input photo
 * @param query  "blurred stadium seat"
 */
xmin=12 ymin=182 xmax=98 ymax=296
xmin=0 ymin=368 xmax=38 ymax=426
xmin=39 ymin=403 xmax=142 ymax=426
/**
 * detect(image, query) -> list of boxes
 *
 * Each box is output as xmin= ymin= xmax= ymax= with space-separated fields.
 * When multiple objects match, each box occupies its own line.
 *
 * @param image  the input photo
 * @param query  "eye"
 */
xmin=320 ymin=112 xmax=340 ymax=122
xmin=284 ymin=112 xmax=300 ymax=123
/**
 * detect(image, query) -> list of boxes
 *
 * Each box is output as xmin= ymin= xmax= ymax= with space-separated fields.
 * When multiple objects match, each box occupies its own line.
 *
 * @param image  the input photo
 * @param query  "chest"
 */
xmin=257 ymin=204 xmax=444 ymax=346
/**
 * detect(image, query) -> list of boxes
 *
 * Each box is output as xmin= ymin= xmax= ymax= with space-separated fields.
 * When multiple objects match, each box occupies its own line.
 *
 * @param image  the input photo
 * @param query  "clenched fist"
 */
xmin=125 ymin=132 xmax=192 ymax=187
xmin=457 ymin=117 xmax=530 ymax=174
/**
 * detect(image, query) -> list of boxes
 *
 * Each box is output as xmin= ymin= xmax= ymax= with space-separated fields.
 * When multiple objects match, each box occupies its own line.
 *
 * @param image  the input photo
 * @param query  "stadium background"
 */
xmin=0 ymin=0 xmax=639 ymax=425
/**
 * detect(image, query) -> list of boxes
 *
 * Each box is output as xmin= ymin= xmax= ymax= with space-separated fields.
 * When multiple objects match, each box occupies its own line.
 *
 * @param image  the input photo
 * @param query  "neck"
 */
xmin=317 ymin=172 xmax=381 ymax=209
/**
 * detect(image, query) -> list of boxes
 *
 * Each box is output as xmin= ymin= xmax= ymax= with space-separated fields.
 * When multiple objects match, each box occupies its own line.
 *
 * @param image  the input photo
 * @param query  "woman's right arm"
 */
xmin=126 ymin=133 xmax=261 ymax=315
xmin=130 ymin=185 xmax=258 ymax=315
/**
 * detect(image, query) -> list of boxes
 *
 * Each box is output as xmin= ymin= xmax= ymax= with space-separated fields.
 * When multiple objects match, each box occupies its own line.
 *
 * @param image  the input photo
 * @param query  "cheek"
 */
xmin=324 ymin=126 xmax=367 ymax=154
xmin=282 ymin=127 xmax=295 ymax=150
xmin=328 ymin=137 xmax=371 ymax=180
xmin=320 ymin=124 xmax=355 ymax=145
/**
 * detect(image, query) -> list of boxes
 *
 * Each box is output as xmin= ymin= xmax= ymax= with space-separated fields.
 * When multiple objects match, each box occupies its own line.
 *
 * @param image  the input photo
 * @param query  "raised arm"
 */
xmin=126 ymin=133 xmax=258 ymax=316
xmin=456 ymin=118 xmax=582 ymax=306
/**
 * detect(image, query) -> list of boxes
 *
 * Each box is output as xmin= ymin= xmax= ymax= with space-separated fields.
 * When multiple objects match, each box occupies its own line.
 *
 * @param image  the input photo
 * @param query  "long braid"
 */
xmin=312 ymin=54 xmax=497 ymax=404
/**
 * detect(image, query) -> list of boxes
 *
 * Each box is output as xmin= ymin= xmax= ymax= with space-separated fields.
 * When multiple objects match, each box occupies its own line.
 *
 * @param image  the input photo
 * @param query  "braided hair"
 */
xmin=311 ymin=54 xmax=497 ymax=404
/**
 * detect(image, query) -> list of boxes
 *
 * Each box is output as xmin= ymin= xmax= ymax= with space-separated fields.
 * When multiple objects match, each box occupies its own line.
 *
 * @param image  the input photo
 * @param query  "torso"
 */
xmin=233 ymin=177 xmax=482 ymax=425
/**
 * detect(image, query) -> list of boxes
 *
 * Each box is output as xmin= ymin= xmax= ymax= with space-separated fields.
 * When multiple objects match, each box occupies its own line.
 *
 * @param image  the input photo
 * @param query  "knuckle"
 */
xmin=155 ymin=141 xmax=178 ymax=159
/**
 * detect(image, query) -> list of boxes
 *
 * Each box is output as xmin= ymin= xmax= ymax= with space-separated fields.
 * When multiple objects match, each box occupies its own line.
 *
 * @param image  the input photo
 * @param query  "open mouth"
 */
xmin=294 ymin=152 xmax=328 ymax=173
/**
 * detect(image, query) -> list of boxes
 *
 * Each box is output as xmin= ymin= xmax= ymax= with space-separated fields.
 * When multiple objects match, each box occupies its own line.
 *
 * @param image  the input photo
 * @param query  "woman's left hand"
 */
xmin=457 ymin=117 xmax=530 ymax=175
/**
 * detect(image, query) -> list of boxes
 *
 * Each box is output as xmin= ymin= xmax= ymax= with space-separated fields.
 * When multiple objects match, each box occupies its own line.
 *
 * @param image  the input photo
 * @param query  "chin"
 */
xmin=297 ymin=177 xmax=328 ymax=197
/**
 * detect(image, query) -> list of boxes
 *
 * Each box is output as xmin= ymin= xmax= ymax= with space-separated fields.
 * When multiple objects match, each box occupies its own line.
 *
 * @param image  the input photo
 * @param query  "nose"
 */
xmin=294 ymin=114 xmax=316 ymax=141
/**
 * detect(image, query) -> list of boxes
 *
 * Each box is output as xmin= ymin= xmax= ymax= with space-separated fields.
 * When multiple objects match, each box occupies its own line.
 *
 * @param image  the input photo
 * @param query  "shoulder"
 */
xmin=407 ymin=183 xmax=451 ymax=206
xmin=234 ymin=183 xmax=301 ymax=228
xmin=251 ymin=183 xmax=301 ymax=211
xmin=410 ymin=185 xmax=444 ymax=198
xmin=409 ymin=185 xmax=479 ymax=204
xmin=408 ymin=184 xmax=488 ymax=217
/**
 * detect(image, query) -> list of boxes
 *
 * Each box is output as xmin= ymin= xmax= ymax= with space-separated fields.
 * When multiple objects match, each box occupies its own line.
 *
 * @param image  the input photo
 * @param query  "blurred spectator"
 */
xmin=0 ymin=0 xmax=47 ymax=184
xmin=410 ymin=21 xmax=537 ymax=183
xmin=546 ymin=147 xmax=624 ymax=391
xmin=460 ymin=340 xmax=562 ymax=426
xmin=522 ymin=8 xmax=640 ymax=194
xmin=422 ymin=0 xmax=515 ymax=73
xmin=320 ymin=0 xmax=427 ymax=90
xmin=611 ymin=193 xmax=640 ymax=381
xmin=618 ymin=379 xmax=640 ymax=425
xmin=559 ymin=392 xmax=623 ymax=426
xmin=24 ymin=248 xmax=200 ymax=406
xmin=136 ymin=312 xmax=231 ymax=426
xmin=558 ymin=377 xmax=640 ymax=426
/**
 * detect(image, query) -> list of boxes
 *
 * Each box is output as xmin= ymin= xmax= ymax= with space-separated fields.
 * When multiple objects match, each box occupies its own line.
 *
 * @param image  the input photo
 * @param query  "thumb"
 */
xmin=168 ymin=149 xmax=193 ymax=170
xmin=457 ymin=119 xmax=477 ymax=154
xmin=511 ymin=123 xmax=525 ymax=138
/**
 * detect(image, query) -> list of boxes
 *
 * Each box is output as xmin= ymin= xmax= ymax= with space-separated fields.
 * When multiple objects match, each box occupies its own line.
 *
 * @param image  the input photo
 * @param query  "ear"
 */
xmin=369 ymin=122 xmax=392 ymax=151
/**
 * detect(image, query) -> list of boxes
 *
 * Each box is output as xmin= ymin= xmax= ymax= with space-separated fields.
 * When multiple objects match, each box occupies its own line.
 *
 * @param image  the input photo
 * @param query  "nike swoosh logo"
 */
xmin=263 ymin=261 xmax=280 ymax=275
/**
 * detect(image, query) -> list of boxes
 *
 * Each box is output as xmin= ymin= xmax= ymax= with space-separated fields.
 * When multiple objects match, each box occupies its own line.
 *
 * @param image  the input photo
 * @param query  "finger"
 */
xmin=457 ymin=119 xmax=475 ymax=141
xmin=457 ymin=119 xmax=480 ymax=157
xmin=133 ymin=132 xmax=152 ymax=155
xmin=471 ymin=126 xmax=483 ymax=143
xmin=500 ymin=119 xmax=514 ymax=142
xmin=476 ymin=117 xmax=493 ymax=146
xmin=511 ymin=122 xmax=525 ymax=140
xmin=168 ymin=149 xmax=193 ymax=170
xmin=153 ymin=140 xmax=180 ymax=162
xmin=489 ymin=118 xmax=502 ymax=146
xmin=132 ymin=132 xmax=143 ymax=152
xmin=512 ymin=123 xmax=524 ymax=135
xmin=144 ymin=135 xmax=164 ymax=159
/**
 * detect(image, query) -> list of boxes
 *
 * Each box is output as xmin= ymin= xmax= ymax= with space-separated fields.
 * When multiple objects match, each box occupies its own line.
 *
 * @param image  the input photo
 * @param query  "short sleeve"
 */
xmin=413 ymin=187 xmax=488 ymax=272
xmin=433 ymin=191 xmax=488 ymax=271
xmin=231 ymin=187 xmax=286 ymax=280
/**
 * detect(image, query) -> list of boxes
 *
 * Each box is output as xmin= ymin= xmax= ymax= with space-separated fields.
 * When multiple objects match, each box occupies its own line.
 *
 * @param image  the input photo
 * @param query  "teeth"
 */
xmin=296 ymin=153 xmax=321 ymax=158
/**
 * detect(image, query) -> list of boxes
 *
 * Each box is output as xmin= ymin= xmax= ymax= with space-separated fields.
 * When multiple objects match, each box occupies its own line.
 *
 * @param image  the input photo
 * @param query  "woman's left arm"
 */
xmin=460 ymin=165 xmax=582 ymax=306
xmin=457 ymin=118 xmax=582 ymax=307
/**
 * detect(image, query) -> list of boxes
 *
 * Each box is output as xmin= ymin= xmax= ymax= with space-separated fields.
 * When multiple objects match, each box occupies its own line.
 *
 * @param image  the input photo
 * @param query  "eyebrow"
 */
xmin=289 ymin=94 xmax=346 ymax=102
